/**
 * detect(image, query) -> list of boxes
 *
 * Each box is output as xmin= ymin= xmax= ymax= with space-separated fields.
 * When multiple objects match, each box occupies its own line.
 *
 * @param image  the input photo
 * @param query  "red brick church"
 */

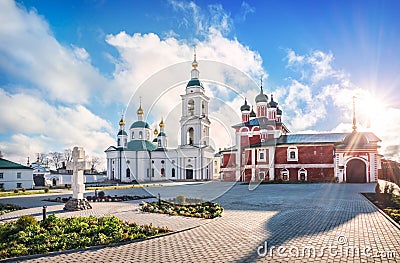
xmin=219 ymin=84 xmax=381 ymax=183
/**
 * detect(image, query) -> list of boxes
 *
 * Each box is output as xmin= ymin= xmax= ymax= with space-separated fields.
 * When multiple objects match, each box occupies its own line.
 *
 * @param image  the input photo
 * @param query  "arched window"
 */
xmin=188 ymin=100 xmax=194 ymax=116
xmin=202 ymin=101 xmax=205 ymax=115
xmin=132 ymin=132 xmax=135 ymax=139
xmin=281 ymin=169 xmax=289 ymax=181
xmin=126 ymin=168 xmax=130 ymax=178
xmin=172 ymin=168 xmax=176 ymax=177
xmin=187 ymin=127 xmax=194 ymax=145
xmin=161 ymin=168 xmax=165 ymax=177
xmin=117 ymin=138 xmax=121 ymax=146
xmin=139 ymin=131 xmax=143 ymax=139
xmin=298 ymin=168 xmax=307 ymax=181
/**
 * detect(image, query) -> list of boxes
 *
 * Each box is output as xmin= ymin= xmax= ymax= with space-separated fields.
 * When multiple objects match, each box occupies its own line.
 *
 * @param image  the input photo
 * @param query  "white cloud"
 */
xmin=280 ymin=49 xmax=400 ymax=162
xmin=0 ymin=0 xmax=105 ymax=104
xmin=0 ymin=88 xmax=115 ymax=166
xmin=168 ymin=0 xmax=233 ymax=36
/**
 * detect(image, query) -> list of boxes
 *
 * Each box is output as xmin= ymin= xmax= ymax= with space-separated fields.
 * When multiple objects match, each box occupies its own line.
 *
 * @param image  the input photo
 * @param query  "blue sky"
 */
xmin=0 ymin=0 xmax=399 ymax=166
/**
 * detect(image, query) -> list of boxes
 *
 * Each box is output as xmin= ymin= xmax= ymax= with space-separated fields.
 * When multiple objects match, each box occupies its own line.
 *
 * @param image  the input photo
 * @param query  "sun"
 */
xmin=355 ymin=90 xmax=386 ymax=132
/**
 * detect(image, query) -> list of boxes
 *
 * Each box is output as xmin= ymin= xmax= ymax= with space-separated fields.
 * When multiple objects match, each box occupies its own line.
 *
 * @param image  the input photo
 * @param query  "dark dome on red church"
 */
xmin=240 ymin=99 xmax=250 ymax=111
xmin=255 ymin=86 xmax=268 ymax=103
xmin=336 ymin=132 xmax=371 ymax=149
xmin=268 ymin=94 xmax=278 ymax=108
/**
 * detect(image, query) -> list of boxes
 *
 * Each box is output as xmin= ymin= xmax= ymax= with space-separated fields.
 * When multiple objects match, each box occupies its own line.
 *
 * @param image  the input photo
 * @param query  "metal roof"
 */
xmin=126 ymin=140 xmax=157 ymax=151
xmin=0 ymin=158 xmax=32 ymax=170
xmin=277 ymin=133 xmax=348 ymax=145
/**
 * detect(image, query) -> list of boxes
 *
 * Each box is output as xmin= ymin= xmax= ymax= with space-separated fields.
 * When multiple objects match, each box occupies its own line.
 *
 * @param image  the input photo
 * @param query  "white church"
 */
xmin=105 ymin=54 xmax=215 ymax=182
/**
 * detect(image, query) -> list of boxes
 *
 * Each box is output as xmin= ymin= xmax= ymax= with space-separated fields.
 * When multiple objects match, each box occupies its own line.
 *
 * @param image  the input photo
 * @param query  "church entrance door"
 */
xmin=346 ymin=159 xmax=367 ymax=183
xmin=186 ymin=169 xmax=193 ymax=179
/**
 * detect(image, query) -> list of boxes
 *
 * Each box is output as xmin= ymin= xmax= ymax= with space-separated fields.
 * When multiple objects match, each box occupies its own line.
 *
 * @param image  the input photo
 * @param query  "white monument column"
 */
xmin=64 ymin=146 xmax=92 ymax=211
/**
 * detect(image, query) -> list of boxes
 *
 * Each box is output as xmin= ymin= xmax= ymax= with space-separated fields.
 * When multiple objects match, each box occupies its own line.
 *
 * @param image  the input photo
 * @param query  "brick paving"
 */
xmin=1 ymin=183 xmax=399 ymax=262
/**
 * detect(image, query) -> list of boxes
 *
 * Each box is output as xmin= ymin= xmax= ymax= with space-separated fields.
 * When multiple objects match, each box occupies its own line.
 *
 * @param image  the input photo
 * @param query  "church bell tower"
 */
xmin=180 ymin=50 xmax=211 ymax=147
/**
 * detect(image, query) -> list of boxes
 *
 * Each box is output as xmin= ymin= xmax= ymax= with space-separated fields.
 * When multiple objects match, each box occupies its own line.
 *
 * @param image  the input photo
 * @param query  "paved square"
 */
xmin=1 ymin=183 xmax=399 ymax=262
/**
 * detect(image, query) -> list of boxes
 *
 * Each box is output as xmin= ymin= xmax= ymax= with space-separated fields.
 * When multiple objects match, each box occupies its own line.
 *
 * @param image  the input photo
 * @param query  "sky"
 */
xmin=0 ymin=0 xmax=399 ymax=168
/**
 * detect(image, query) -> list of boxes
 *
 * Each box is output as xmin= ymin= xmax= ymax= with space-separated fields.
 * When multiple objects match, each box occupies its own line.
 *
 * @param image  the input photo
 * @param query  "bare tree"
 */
xmin=48 ymin=152 xmax=63 ymax=169
xmin=64 ymin=149 xmax=72 ymax=163
xmin=90 ymin=156 xmax=101 ymax=173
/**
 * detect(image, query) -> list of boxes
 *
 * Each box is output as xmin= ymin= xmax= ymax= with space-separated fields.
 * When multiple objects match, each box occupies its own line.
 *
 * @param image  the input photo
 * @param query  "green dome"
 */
xmin=117 ymin=130 xmax=127 ymax=136
xmin=130 ymin=121 xmax=150 ymax=129
xmin=187 ymin=79 xmax=204 ymax=88
xmin=250 ymin=108 xmax=256 ymax=118
xmin=240 ymin=99 xmax=250 ymax=111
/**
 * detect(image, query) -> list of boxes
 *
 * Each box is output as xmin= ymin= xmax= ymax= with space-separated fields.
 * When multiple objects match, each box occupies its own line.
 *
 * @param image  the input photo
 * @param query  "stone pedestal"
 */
xmin=64 ymin=198 xmax=92 ymax=211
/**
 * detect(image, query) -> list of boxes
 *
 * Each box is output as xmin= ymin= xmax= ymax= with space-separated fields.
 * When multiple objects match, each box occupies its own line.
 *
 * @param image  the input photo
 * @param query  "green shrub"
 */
xmin=0 ymin=214 xmax=169 ymax=259
xmin=16 ymin=215 xmax=38 ymax=230
xmin=21 ymin=188 xmax=26 ymax=192
xmin=44 ymin=188 xmax=49 ymax=193
xmin=98 ymin=191 xmax=105 ymax=198
xmin=13 ymin=189 xmax=19 ymax=193
xmin=384 ymin=183 xmax=390 ymax=194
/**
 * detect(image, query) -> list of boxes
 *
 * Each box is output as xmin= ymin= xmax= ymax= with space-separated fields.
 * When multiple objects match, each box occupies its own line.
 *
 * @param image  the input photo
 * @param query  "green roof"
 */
xmin=130 ymin=121 xmax=150 ymax=129
xmin=186 ymin=79 xmax=204 ymax=88
xmin=0 ymin=158 xmax=32 ymax=170
xmin=117 ymin=130 xmax=127 ymax=136
xmin=126 ymin=140 xmax=157 ymax=151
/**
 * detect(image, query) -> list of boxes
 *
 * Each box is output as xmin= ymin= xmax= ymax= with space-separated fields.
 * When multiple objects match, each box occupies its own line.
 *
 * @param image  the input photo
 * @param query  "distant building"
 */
xmin=105 ymin=53 xmax=214 ymax=182
xmin=213 ymin=152 xmax=221 ymax=180
xmin=220 ymin=86 xmax=382 ymax=183
xmin=379 ymin=159 xmax=400 ymax=186
xmin=0 ymin=157 xmax=33 ymax=190
xmin=30 ymin=156 xmax=106 ymax=187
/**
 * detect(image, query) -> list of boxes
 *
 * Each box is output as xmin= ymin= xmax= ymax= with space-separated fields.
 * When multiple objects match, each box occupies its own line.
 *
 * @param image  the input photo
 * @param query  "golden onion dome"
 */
xmin=159 ymin=119 xmax=165 ymax=128
xmin=137 ymin=105 xmax=144 ymax=115
xmin=153 ymin=128 xmax=159 ymax=135
xmin=119 ymin=116 xmax=125 ymax=126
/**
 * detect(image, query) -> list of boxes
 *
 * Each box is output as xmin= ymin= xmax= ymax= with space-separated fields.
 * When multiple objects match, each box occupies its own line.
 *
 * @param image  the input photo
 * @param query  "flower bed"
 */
xmin=140 ymin=201 xmax=223 ymax=219
xmin=363 ymin=193 xmax=400 ymax=224
xmin=0 ymin=214 xmax=169 ymax=259
xmin=0 ymin=203 xmax=25 ymax=215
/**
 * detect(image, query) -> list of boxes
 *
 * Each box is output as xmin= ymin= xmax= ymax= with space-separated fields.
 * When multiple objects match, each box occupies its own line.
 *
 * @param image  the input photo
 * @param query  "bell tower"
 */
xmin=180 ymin=50 xmax=211 ymax=147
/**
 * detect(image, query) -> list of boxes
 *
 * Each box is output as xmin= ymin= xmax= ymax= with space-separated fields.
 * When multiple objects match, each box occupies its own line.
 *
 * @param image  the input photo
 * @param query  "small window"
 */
xmin=214 ymin=161 xmax=217 ymax=166
xmin=126 ymin=168 xmax=130 ymax=178
xmin=287 ymin=146 xmax=298 ymax=161
xmin=152 ymin=168 xmax=155 ymax=177
xmin=0 ymin=173 xmax=3 ymax=179
xmin=147 ymin=168 xmax=150 ymax=177
xmin=281 ymin=169 xmax=289 ymax=181
xmin=298 ymin=168 xmax=307 ymax=181
xmin=259 ymin=172 xmax=265 ymax=180
xmin=172 ymin=168 xmax=176 ymax=177
xmin=132 ymin=132 xmax=135 ymax=139
xmin=258 ymin=149 xmax=267 ymax=162
xmin=17 ymin=172 xmax=21 ymax=179
xmin=0 ymin=183 xmax=4 ymax=189
xmin=16 ymin=183 xmax=22 ymax=188
xmin=139 ymin=131 xmax=143 ymax=139
xmin=221 ymin=173 xmax=224 ymax=180
xmin=161 ymin=168 xmax=165 ymax=177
